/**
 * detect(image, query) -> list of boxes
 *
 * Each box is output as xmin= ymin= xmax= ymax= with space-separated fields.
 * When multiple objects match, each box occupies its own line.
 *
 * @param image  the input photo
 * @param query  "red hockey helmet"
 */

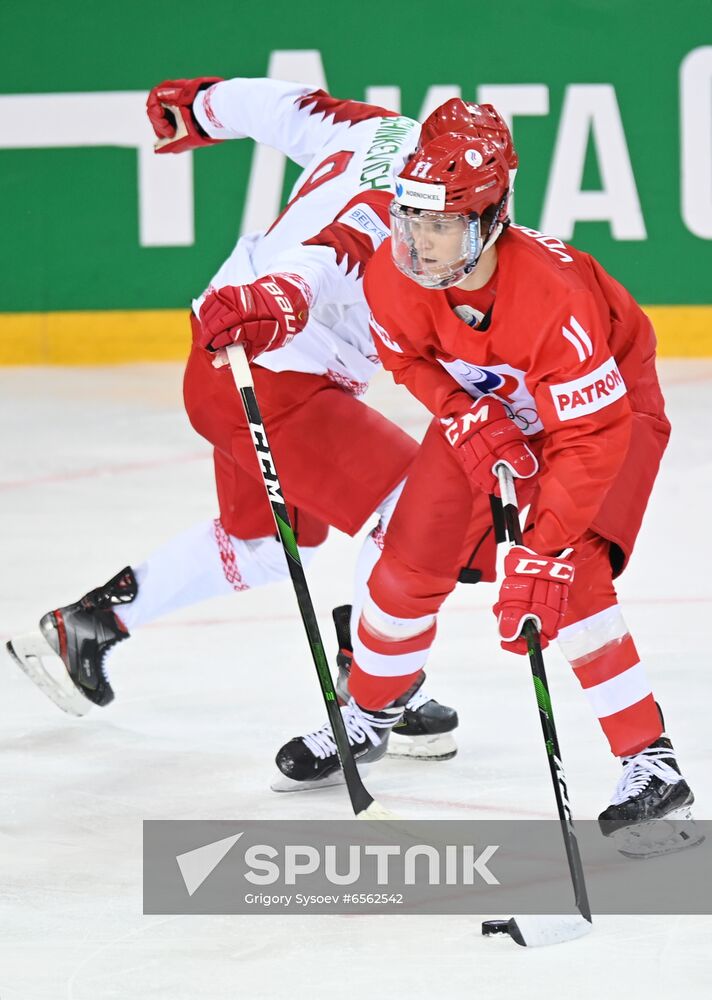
xmin=390 ymin=134 xmax=510 ymax=289
xmin=419 ymin=99 xmax=519 ymax=172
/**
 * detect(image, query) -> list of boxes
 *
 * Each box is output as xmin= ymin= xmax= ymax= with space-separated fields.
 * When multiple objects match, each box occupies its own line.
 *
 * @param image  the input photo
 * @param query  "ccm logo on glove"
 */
xmin=442 ymin=396 xmax=538 ymax=494
xmin=494 ymin=545 xmax=575 ymax=654
xmin=512 ymin=556 xmax=574 ymax=579
xmin=443 ymin=401 xmax=491 ymax=445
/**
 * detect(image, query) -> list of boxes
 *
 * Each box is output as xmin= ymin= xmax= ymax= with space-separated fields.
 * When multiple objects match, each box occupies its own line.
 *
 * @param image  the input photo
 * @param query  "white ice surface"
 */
xmin=0 ymin=360 xmax=710 ymax=999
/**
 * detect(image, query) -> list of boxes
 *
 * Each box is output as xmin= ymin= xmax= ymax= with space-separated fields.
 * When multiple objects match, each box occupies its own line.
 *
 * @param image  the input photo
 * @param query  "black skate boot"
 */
xmin=332 ymin=604 xmax=458 ymax=760
xmin=272 ymin=677 xmax=422 ymax=791
xmin=6 ymin=567 xmax=137 ymax=715
xmin=598 ymin=712 xmax=703 ymax=858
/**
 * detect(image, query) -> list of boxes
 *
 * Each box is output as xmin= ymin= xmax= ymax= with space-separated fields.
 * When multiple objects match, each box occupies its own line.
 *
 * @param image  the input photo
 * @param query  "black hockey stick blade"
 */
xmin=482 ymin=915 xmax=592 ymax=947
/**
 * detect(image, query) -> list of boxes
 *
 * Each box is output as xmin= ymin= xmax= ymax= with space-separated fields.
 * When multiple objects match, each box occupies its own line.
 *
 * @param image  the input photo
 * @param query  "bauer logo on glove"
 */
xmin=197 ymin=273 xmax=310 ymax=360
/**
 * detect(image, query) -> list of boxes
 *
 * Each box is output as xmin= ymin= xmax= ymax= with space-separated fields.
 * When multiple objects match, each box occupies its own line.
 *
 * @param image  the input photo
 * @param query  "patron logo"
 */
xmin=550 ymin=358 xmax=627 ymax=421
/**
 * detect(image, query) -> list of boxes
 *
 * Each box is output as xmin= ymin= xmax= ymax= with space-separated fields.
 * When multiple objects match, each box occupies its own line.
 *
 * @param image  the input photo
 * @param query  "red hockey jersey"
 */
xmin=364 ymin=225 xmax=671 ymax=567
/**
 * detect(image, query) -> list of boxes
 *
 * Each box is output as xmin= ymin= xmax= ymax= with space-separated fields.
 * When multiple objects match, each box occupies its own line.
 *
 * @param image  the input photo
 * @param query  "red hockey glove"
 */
xmin=443 ymin=396 xmax=538 ymax=494
xmin=147 ymin=77 xmax=223 ymax=153
xmin=493 ymin=546 xmax=574 ymax=654
xmin=198 ymin=274 xmax=310 ymax=359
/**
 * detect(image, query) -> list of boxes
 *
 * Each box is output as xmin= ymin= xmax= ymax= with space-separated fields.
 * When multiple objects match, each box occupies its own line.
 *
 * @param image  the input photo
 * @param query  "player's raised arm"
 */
xmin=147 ymin=76 xmax=400 ymax=165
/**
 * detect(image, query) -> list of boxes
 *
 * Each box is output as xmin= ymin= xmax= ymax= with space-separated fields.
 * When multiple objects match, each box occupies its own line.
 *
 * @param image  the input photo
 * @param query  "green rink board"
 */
xmin=1 ymin=0 xmax=711 ymax=323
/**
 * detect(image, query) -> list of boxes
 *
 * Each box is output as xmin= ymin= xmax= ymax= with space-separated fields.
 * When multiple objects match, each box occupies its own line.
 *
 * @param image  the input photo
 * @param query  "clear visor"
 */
xmin=389 ymin=203 xmax=482 ymax=289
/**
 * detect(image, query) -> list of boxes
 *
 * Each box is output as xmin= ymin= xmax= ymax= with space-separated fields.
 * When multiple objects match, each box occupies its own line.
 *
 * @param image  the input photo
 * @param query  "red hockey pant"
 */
xmin=183 ymin=331 xmax=417 ymax=545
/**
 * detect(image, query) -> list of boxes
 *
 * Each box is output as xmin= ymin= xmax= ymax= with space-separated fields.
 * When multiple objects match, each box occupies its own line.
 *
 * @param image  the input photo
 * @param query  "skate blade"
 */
xmin=270 ymin=763 xmax=371 ymax=793
xmin=386 ymin=731 xmax=457 ymax=761
xmin=5 ymin=633 xmax=92 ymax=717
xmin=611 ymin=805 xmax=705 ymax=859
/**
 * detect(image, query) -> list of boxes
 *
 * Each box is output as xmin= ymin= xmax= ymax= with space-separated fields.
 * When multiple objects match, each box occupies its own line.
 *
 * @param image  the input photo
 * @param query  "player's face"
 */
xmin=390 ymin=204 xmax=482 ymax=289
xmin=409 ymin=215 xmax=467 ymax=264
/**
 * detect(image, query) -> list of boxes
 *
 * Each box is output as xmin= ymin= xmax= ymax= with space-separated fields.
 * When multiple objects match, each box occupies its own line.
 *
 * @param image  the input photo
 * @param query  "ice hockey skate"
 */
xmin=598 ymin=726 xmax=704 ymax=859
xmin=332 ymin=604 xmax=458 ymax=761
xmin=5 ymin=567 xmax=137 ymax=716
xmin=271 ymin=690 xmax=407 ymax=792
xmin=271 ymin=674 xmax=425 ymax=792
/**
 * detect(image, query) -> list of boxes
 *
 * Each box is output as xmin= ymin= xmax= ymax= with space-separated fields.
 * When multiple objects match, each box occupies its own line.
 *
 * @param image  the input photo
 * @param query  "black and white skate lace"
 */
xmin=301 ymin=698 xmax=399 ymax=760
xmin=609 ymin=744 xmax=683 ymax=805
xmin=404 ymin=687 xmax=431 ymax=713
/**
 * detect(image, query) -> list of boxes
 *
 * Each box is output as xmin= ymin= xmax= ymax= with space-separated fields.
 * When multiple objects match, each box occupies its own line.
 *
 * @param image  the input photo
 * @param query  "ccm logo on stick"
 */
xmin=550 ymin=358 xmax=627 ymax=422
xmin=249 ymin=424 xmax=283 ymax=503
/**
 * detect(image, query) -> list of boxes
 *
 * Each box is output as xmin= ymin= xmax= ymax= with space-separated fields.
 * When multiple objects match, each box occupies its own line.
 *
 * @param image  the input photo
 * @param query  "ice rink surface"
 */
xmin=1 ymin=360 xmax=710 ymax=998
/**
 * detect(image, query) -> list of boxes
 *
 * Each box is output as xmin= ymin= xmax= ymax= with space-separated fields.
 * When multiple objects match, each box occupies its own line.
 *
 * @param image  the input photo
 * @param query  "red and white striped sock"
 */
xmin=557 ymin=605 xmax=662 ymax=756
xmin=348 ymin=593 xmax=436 ymax=710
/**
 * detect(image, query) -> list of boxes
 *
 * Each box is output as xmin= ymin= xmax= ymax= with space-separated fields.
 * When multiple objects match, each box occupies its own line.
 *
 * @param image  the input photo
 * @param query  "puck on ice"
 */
xmin=482 ymin=920 xmax=512 ymax=936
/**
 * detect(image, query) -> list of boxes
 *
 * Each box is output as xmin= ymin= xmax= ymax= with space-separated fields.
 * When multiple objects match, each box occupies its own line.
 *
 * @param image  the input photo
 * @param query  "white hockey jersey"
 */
xmin=191 ymin=78 xmax=419 ymax=393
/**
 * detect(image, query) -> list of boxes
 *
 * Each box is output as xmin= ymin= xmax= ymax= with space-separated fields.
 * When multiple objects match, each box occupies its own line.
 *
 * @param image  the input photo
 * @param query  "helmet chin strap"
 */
xmin=461 ymin=215 xmax=485 ymax=278
xmin=462 ymin=197 xmax=510 ymax=278
xmin=482 ymin=220 xmax=503 ymax=255
xmin=480 ymin=189 xmax=511 ymax=256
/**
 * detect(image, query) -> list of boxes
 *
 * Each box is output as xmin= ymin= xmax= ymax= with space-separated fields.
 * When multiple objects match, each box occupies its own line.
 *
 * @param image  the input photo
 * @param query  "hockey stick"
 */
xmin=226 ymin=343 xmax=395 ymax=820
xmin=154 ymin=104 xmax=189 ymax=151
xmin=482 ymin=464 xmax=592 ymax=947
